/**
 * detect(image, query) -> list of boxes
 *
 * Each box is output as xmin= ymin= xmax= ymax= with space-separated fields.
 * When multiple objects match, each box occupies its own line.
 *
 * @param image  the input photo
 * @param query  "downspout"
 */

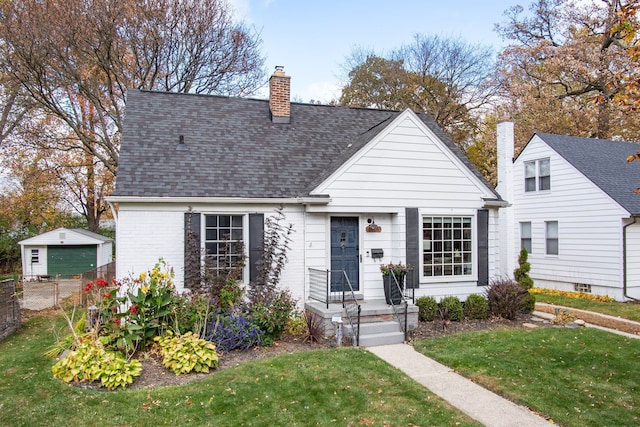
xmin=623 ymin=216 xmax=638 ymax=301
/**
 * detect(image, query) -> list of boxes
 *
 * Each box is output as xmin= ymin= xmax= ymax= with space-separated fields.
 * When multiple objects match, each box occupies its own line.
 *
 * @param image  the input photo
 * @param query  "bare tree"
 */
xmin=0 ymin=0 xmax=266 ymax=230
xmin=340 ymin=34 xmax=496 ymax=147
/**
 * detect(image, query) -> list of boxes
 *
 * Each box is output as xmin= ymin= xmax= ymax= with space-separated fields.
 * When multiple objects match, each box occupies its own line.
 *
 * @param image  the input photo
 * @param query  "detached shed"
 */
xmin=19 ymin=228 xmax=113 ymax=281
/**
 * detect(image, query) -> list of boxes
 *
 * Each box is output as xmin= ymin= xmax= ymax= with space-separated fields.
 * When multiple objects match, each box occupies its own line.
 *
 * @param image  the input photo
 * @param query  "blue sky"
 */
xmin=232 ymin=0 xmax=520 ymax=103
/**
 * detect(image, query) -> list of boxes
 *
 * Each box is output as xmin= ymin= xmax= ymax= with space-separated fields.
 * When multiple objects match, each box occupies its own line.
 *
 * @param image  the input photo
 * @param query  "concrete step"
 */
xmin=345 ymin=320 xmax=406 ymax=347
xmin=358 ymin=320 xmax=402 ymax=335
xmin=358 ymin=331 xmax=405 ymax=347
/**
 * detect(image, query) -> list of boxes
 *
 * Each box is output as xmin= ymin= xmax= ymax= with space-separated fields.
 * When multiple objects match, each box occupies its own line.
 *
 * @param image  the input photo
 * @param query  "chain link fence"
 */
xmin=0 ymin=279 xmax=21 ymax=342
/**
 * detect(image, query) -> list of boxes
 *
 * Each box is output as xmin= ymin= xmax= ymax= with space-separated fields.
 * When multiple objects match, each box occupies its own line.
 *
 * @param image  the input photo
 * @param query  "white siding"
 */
xmin=21 ymin=246 xmax=47 ymax=280
xmin=625 ymin=222 xmax=640 ymax=300
xmin=310 ymin=111 xmax=500 ymax=301
xmin=115 ymin=203 xmax=308 ymax=303
xmin=512 ymin=136 xmax=629 ymax=294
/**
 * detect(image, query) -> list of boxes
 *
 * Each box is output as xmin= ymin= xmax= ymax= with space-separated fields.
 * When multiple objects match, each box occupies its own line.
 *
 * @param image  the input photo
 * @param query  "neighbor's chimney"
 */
xmin=496 ymin=116 xmax=515 ymax=279
xmin=269 ymin=65 xmax=291 ymax=123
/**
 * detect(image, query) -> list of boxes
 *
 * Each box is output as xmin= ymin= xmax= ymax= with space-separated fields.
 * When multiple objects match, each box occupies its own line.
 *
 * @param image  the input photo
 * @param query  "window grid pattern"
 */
xmin=423 ymin=216 xmax=473 ymax=277
xmin=520 ymin=222 xmax=532 ymax=253
xmin=31 ymin=249 xmax=39 ymax=264
xmin=524 ymin=158 xmax=551 ymax=192
xmin=546 ymin=221 xmax=559 ymax=255
xmin=204 ymin=215 xmax=244 ymax=276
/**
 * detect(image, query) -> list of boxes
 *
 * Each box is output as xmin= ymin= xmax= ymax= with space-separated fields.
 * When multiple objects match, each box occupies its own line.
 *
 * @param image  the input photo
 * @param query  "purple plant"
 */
xmin=206 ymin=310 xmax=263 ymax=352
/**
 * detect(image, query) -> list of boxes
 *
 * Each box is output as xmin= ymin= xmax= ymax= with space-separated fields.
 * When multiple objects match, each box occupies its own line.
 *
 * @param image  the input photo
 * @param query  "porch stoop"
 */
xmin=304 ymin=299 xmax=418 ymax=347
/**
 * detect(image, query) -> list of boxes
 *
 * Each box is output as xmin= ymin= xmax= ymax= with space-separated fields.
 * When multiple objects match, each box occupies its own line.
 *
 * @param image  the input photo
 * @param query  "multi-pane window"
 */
xmin=422 ymin=216 xmax=473 ymax=277
xmin=31 ymin=249 xmax=39 ymax=264
xmin=545 ymin=221 xmax=559 ymax=255
xmin=520 ymin=222 xmax=532 ymax=253
xmin=204 ymin=215 xmax=244 ymax=276
xmin=524 ymin=158 xmax=551 ymax=192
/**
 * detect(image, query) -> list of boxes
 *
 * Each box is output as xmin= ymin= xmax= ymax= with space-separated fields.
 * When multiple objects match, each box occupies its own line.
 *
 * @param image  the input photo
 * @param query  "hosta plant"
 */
xmin=154 ymin=331 xmax=219 ymax=375
xmin=51 ymin=339 xmax=142 ymax=390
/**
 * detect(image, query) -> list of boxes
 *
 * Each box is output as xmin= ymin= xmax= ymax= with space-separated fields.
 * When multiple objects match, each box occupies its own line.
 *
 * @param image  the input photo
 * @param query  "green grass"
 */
xmin=415 ymin=327 xmax=640 ymax=427
xmin=534 ymin=292 xmax=640 ymax=322
xmin=0 ymin=314 xmax=481 ymax=427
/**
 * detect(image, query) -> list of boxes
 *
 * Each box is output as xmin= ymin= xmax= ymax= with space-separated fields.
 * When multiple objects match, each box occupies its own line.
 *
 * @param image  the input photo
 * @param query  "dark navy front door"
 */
xmin=330 ymin=217 xmax=359 ymax=292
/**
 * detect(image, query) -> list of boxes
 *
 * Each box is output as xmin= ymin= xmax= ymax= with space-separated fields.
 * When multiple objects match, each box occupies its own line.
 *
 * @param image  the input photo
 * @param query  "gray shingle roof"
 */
xmin=114 ymin=89 xmax=498 ymax=200
xmin=536 ymin=133 xmax=640 ymax=215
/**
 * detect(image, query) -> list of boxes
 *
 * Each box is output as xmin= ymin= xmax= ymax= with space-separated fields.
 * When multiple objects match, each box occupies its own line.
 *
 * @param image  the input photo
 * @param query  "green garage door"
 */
xmin=47 ymin=245 xmax=97 ymax=277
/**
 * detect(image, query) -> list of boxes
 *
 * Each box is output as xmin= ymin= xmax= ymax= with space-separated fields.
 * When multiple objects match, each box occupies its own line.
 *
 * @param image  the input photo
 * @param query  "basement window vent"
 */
xmin=574 ymin=283 xmax=591 ymax=293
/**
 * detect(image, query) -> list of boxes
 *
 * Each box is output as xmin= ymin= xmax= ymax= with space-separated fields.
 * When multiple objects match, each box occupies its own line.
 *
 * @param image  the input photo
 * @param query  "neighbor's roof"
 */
xmin=19 ymin=228 xmax=113 ymax=245
xmin=536 ymin=133 xmax=640 ymax=215
xmin=113 ymin=89 xmax=499 ymax=200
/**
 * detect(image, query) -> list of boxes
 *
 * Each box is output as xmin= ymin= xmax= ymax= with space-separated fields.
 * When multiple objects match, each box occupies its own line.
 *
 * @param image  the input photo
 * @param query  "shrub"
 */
xmin=416 ymin=296 xmax=438 ymax=321
xmin=154 ymin=331 xmax=218 ymax=374
xmin=206 ymin=309 xmax=263 ymax=352
xmin=514 ymin=248 xmax=534 ymax=289
xmin=284 ymin=311 xmax=308 ymax=337
xmin=250 ymin=289 xmax=296 ymax=344
xmin=303 ymin=311 xmax=324 ymax=343
xmin=439 ymin=296 xmax=463 ymax=322
xmin=485 ymin=278 xmax=528 ymax=320
xmin=51 ymin=339 xmax=142 ymax=390
xmin=520 ymin=291 xmax=536 ymax=314
xmin=464 ymin=294 xmax=488 ymax=319
xmin=172 ymin=292 xmax=212 ymax=336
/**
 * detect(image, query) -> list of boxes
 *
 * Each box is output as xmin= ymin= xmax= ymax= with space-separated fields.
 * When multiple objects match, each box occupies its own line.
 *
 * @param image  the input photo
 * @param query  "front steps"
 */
xmin=353 ymin=320 xmax=405 ymax=347
xmin=305 ymin=298 xmax=418 ymax=347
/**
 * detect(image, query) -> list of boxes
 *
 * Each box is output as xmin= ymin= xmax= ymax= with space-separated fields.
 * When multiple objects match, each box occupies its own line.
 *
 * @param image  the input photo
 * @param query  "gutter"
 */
xmin=623 ymin=216 xmax=638 ymax=301
xmin=105 ymin=195 xmax=332 ymax=205
xmin=482 ymin=198 xmax=511 ymax=208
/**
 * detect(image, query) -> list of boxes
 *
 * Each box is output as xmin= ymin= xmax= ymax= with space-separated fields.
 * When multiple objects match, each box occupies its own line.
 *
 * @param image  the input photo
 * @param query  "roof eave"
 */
xmin=106 ymin=195 xmax=332 ymax=205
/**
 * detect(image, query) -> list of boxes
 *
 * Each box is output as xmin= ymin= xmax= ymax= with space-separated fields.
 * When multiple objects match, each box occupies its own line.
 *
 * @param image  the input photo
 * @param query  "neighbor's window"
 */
xmin=422 ymin=216 xmax=473 ymax=277
xmin=204 ymin=215 xmax=244 ymax=276
xmin=31 ymin=249 xmax=40 ymax=264
xmin=545 ymin=221 xmax=558 ymax=255
xmin=524 ymin=158 xmax=551 ymax=192
xmin=520 ymin=222 xmax=532 ymax=253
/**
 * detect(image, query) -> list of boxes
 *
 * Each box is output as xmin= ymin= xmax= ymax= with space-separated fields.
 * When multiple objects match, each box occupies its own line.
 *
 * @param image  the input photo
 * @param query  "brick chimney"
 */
xmin=269 ymin=66 xmax=290 ymax=123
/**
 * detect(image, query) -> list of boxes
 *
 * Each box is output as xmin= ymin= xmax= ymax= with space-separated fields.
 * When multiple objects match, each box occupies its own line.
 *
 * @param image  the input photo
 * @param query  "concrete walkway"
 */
xmin=368 ymin=343 xmax=554 ymax=427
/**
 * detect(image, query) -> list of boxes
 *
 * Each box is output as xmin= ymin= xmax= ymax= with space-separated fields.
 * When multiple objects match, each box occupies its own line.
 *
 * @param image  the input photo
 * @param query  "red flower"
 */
xmin=129 ymin=304 xmax=138 ymax=314
xmin=84 ymin=282 xmax=93 ymax=292
xmin=102 ymin=293 xmax=111 ymax=299
xmin=112 ymin=278 xmax=121 ymax=287
xmin=114 ymin=318 xmax=121 ymax=326
xmin=96 ymin=278 xmax=108 ymax=287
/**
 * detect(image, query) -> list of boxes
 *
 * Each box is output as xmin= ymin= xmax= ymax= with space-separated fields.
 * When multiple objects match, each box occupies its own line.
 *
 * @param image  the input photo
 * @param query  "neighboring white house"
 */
xmin=497 ymin=120 xmax=640 ymax=301
xmin=19 ymin=228 xmax=113 ymax=280
xmin=108 ymin=67 xmax=507 ymax=306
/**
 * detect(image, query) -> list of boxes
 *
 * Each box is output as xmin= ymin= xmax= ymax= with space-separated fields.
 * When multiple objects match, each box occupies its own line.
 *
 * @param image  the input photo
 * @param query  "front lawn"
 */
xmin=415 ymin=327 xmax=640 ymax=427
xmin=532 ymin=290 xmax=640 ymax=322
xmin=0 ymin=314 xmax=480 ymax=427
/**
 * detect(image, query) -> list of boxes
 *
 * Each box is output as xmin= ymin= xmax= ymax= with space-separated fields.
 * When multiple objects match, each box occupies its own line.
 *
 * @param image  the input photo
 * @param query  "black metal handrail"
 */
xmin=333 ymin=270 xmax=361 ymax=347
xmin=307 ymin=268 xmax=361 ymax=346
xmin=389 ymin=270 xmax=409 ymax=341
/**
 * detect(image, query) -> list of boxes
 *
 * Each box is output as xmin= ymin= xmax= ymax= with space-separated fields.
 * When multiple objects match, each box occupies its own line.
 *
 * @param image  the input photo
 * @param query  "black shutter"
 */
xmin=184 ymin=211 xmax=201 ymax=288
xmin=405 ymin=208 xmax=420 ymax=289
xmin=249 ymin=213 xmax=264 ymax=282
xmin=477 ymin=209 xmax=489 ymax=287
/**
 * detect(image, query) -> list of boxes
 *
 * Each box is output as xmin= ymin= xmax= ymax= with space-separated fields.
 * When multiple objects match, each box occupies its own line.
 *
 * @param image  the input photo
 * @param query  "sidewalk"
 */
xmin=368 ymin=343 xmax=554 ymax=427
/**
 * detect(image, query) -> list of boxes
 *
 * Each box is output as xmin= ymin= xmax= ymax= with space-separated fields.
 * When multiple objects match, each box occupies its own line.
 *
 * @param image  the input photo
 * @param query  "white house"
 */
xmin=497 ymin=120 xmax=640 ymax=301
xmin=108 ymin=67 xmax=507 ymax=308
xmin=19 ymin=228 xmax=113 ymax=280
